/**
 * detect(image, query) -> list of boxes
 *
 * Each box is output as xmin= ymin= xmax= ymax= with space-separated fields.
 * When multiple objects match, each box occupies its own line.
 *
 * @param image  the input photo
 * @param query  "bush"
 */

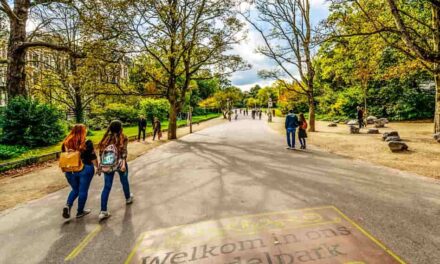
xmin=139 ymin=98 xmax=170 ymax=123
xmin=1 ymin=97 xmax=66 ymax=147
xmin=86 ymin=116 xmax=108 ymax=131
xmin=102 ymin=103 xmax=139 ymax=125
xmin=0 ymin=144 xmax=28 ymax=160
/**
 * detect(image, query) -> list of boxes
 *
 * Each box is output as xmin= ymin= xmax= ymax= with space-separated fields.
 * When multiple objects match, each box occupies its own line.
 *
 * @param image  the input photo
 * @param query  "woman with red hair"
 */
xmin=61 ymin=124 xmax=98 ymax=219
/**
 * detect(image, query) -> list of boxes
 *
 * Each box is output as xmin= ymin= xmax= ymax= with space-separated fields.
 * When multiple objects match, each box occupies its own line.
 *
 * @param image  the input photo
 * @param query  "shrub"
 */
xmin=0 ymin=144 xmax=28 ymax=160
xmin=139 ymin=98 xmax=170 ymax=123
xmin=1 ymin=97 xmax=66 ymax=147
xmin=102 ymin=103 xmax=139 ymax=125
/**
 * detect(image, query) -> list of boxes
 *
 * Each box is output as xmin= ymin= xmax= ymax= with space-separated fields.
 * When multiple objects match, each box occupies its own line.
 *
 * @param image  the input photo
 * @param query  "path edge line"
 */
xmin=64 ymin=225 xmax=102 ymax=262
xmin=331 ymin=206 xmax=406 ymax=264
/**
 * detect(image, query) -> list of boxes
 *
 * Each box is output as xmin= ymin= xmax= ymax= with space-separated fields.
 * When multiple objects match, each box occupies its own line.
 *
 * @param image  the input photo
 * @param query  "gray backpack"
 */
xmin=100 ymin=144 xmax=119 ymax=173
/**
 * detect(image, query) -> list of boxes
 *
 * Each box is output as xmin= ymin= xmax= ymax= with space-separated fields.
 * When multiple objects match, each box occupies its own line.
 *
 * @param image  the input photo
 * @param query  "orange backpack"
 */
xmin=302 ymin=121 xmax=308 ymax=130
xmin=59 ymin=149 xmax=84 ymax=173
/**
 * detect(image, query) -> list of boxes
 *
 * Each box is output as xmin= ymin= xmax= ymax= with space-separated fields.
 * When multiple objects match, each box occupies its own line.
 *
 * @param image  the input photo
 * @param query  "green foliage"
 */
xmin=256 ymin=87 xmax=278 ymax=106
xmin=90 ymin=103 xmax=139 ymax=127
xmin=139 ymin=98 xmax=170 ymax=123
xmin=206 ymin=87 xmax=243 ymax=109
xmin=105 ymin=103 xmax=139 ymax=125
xmin=1 ymin=97 xmax=66 ymax=147
xmin=245 ymin=98 xmax=259 ymax=108
xmin=0 ymin=145 xmax=29 ymax=160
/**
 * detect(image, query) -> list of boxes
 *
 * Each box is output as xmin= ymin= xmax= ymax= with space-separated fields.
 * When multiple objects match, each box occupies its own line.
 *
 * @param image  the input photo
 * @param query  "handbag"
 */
xmin=59 ymin=150 xmax=84 ymax=173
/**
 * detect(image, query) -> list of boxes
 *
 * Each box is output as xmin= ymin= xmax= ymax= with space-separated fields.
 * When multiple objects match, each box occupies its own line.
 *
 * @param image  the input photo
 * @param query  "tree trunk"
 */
xmin=6 ymin=1 xmax=30 ymax=98
xmin=308 ymin=96 xmax=316 ymax=132
xmin=74 ymin=97 xmax=84 ymax=123
xmin=433 ymin=4 xmax=440 ymax=133
xmin=70 ymin=57 xmax=84 ymax=123
xmin=168 ymin=103 xmax=178 ymax=140
xmin=435 ymin=72 xmax=440 ymax=133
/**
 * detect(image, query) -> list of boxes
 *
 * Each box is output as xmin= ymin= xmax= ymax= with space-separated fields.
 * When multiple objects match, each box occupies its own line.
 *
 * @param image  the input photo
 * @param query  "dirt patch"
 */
xmin=269 ymin=118 xmax=440 ymax=179
xmin=0 ymin=118 xmax=226 ymax=211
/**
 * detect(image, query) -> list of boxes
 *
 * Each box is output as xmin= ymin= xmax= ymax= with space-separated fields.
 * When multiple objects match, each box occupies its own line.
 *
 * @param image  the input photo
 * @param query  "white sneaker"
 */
xmin=126 ymin=193 xmax=134 ymax=205
xmin=99 ymin=211 xmax=111 ymax=220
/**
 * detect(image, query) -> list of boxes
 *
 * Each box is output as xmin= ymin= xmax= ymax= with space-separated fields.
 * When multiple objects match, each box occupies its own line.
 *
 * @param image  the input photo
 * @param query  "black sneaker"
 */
xmin=62 ymin=206 xmax=70 ymax=219
xmin=76 ymin=209 xmax=91 ymax=219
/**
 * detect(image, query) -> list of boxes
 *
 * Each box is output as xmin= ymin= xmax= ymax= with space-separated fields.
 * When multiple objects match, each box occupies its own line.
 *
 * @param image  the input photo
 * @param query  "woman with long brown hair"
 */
xmin=61 ymin=124 xmax=98 ymax=219
xmin=98 ymin=120 xmax=133 ymax=220
xmin=298 ymin=113 xmax=308 ymax=150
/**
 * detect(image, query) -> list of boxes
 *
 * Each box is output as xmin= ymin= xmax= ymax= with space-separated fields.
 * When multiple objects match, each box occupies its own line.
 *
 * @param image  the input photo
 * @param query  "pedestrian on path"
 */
xmin=153 ymin=117 xmax=162 ymax=140
xmin=137 ymin=115 xmax=147 ymax=142
xmin=60 ymin=124 xmax=98 ymax=219
xmin=258 ymin=110 xmax=262 ymax=120
xmin=298 ymin=113 xmax=308 ymax=150
xmin=285 ymin=110 xmax=299 ymax=149
xmin=98 ymin=120 xmax=134 ymax=220
xmin=357 ymin=106 xmax=364 ymax=129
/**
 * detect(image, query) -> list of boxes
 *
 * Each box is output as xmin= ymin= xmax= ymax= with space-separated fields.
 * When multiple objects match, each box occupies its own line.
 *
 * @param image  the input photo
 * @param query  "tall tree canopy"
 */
xmin=123 ymin=0 xmax=248 ymax=139
xmin=325 ymin=0 xmax=440 ymax=132
xmin=243 ymin=0 xmax=318 ymax=131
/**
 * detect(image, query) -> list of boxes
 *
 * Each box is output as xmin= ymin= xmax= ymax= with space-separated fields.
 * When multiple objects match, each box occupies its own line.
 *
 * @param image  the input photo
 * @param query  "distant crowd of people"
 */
xmin=59 ymin=115 xmax=163 ymax=221
xmin=227 ymin=108 xmax=276 ymax=121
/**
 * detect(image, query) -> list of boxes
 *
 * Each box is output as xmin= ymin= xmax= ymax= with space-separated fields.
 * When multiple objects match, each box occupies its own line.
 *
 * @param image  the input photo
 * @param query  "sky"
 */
xmin=231 ymin=0 xmax=330 ymax=91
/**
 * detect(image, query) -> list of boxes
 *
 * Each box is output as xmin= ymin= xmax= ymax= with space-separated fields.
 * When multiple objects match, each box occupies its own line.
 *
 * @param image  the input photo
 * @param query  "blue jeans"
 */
xmin=286 ymin=128 xmax=296 ymax=148
xmin=65 ymin=164 xmax=94 ymax=214
xmin=101 ymin=163 xmax=130 ymax=211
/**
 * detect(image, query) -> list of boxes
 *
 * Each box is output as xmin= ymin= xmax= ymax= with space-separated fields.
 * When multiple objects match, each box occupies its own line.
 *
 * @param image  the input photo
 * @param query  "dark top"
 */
xmin=357 ymin=109 xmax=364 ymax=119
xmin=285 ymin=113 xmax=299 ymax=129
xmin=138 ymin=118 xmax=147 ymax=130
xmin=62 ymin=139 xmax=97 ymax=165
xmin=154 ymin=120 xmax=161 ymax=131
xmin=298 ymin=121 xmax=308 ymax=138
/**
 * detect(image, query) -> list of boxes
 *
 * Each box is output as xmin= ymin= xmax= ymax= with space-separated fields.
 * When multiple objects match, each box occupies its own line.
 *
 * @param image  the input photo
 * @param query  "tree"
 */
xmin=0 ymin=0 xmax=81 ymax=98
xmin=124 ymin=0 xmax=247 ymax=139
xmin=0 ymin=0 xmax=127 ymax=100
xmin=249 ymin=84 xmax=261 ymax=98
xmin=256 ymin=86 xmax=278 ymax=107
xmin=27 ymin=3 xmax=129 ymax=122
xmin=243 ymin=0 xmax=318 ymax=131
xmin=200 ymin=86 xmax=243 ymax=118
xmin=327 ymin=0 xmax=440 ymax=132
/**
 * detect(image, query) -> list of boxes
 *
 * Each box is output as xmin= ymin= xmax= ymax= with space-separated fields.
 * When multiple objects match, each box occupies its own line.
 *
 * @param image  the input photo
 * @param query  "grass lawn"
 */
xmin=0 ymin=113 xmax=220 ymax=164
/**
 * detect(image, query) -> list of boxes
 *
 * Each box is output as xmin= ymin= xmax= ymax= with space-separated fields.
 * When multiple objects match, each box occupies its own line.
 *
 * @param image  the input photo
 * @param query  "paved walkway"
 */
xmin=0 ymin=116 xmax=439 ymax=263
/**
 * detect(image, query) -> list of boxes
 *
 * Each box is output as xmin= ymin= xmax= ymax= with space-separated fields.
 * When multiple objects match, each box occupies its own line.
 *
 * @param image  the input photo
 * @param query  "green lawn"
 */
xmin=0 ymin=113 xmax=220 ymax=164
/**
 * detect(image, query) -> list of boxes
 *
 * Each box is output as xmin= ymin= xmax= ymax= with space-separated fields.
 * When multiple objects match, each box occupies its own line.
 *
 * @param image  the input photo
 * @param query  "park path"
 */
xmin=0 ymin=115 xmax=440 ymax=264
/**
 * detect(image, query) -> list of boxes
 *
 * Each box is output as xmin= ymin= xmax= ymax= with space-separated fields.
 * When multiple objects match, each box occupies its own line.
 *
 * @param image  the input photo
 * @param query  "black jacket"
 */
xmin=138 ymin=118 xmax=147 ymax=130
xmin=357 ymin=109 xmax=363 ymax=120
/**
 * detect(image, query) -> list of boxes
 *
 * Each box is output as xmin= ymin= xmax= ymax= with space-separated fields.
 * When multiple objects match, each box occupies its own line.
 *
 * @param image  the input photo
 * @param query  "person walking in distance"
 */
xmin=98 ymin=120 xmax=133 ymax=220
xmin=357 ymin=106 xmax=364 ymax=129
xmin=285 ymin=110 xmax=299 ymax=149
xmin=258 ymin=110 xmax=262 ymax=120
xmin=298 ymin=113 xmax=308 ymax=150
xmin=153 ymin=117 xmax=162 ymax=141
xmin=60 ymin=124 xmax=98 ymax=219
xmin=137 ymin=115 xmax=147 ymax=142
